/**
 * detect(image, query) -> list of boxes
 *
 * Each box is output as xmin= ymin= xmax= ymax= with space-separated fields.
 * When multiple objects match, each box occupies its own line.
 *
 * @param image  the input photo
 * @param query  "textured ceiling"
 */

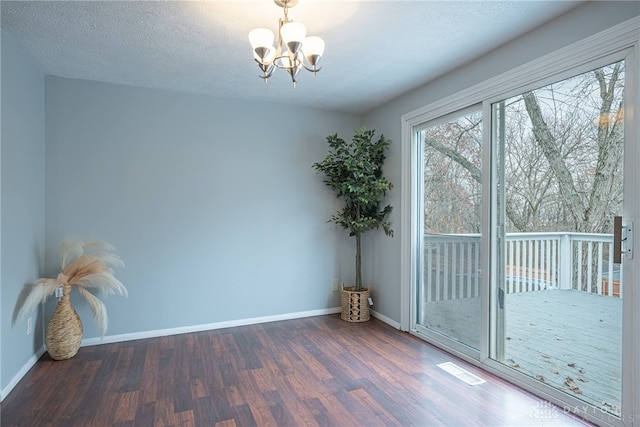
xmin=1 ymin=0 xmax=584 ymax=114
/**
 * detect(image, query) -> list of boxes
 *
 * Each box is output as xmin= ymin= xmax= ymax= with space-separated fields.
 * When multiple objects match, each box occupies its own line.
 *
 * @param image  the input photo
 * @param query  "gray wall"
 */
xmin=361 ymin=1 xmax=640 ymax=323
xmin=1 ymin=30 xmax=46 ymax=393
xmin=44 ymin=77 xmax=361 ymax=339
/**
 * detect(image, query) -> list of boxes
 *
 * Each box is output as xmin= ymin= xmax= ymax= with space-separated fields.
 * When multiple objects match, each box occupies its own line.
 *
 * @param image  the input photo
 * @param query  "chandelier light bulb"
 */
xmin=281 ymin=22 xmax=307 ymax=53
xmin=249 ymin=28 xmax=275 ymax=50
xmin=302 ymin=36 xmax=324 ymax=69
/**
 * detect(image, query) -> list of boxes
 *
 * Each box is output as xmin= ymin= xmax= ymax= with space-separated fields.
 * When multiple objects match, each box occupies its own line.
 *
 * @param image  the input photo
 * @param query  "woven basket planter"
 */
xmin=46 ymin=284 xmax=83 ymax=360
xmin=341 ymin=287 xmax=370 ymax=322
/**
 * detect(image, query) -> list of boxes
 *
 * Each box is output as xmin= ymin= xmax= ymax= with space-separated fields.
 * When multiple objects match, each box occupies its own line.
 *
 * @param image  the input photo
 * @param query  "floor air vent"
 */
xmin=437 ymin=362 xmax=486 ymax=386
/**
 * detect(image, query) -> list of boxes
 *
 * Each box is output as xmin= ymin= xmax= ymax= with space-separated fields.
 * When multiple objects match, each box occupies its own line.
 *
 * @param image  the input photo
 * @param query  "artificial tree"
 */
xmin=313 ymin=127 xmax=393 ymax=292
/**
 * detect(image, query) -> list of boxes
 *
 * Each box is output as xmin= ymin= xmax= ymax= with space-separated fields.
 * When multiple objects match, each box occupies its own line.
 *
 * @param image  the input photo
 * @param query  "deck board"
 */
xmin=422 ymin=289 xmax=622 ymax=416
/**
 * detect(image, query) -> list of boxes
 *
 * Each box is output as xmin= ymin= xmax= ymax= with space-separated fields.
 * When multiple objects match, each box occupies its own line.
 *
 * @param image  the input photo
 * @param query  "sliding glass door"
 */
xmin=407 ymin=41 xmax=638 ymax=424
xmin=415 ymin=108 xmax=483 ymax=355
xmin=490 ymin=59 xmax=626 ymax=417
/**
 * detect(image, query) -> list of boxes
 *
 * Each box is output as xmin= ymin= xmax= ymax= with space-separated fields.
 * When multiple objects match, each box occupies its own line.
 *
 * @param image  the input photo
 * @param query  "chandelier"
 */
xmin=248 ymin=0 xmax=325 ymax=87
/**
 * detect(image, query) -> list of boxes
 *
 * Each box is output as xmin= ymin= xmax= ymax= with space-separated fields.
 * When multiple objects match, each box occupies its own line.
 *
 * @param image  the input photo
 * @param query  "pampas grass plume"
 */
xmin=16 ymin=237 xmax=127 ymax=336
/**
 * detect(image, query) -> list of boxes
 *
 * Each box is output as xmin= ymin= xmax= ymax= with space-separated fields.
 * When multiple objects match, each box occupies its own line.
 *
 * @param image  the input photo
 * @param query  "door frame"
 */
xmin=400 ymin=17 xmax=640 ymax=426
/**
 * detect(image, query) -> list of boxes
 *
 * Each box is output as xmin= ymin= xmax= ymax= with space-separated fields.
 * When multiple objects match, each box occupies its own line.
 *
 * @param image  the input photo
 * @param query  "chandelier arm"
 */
xmin=253 ymin=58 xmax=275 ymax=80
xmin=286 ymin=66 xmax=299 ymax=88
xmin=302 ymin=64 xmax=322 ymax=74
xmin=273 ymin=17 xmax=286 ymax=62
xmin=273 ymin=53 xmax=303 ymax=71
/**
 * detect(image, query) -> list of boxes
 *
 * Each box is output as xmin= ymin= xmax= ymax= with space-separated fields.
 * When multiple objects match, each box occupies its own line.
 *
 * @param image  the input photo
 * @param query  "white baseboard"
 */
xmin=80 ymin=307 xmax=401 ymax=348
xmin=1 ymin=346 xmax=45 ymax=402
xmin=370 ymin=309 xmax=401 ymax=329
xmin=81 ymin=306 xmax=342 ymax=347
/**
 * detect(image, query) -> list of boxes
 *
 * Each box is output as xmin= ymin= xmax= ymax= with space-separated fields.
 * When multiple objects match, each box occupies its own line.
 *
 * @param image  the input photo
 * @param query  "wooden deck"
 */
xmin=422 ymin=289 xmax=622 ymax=416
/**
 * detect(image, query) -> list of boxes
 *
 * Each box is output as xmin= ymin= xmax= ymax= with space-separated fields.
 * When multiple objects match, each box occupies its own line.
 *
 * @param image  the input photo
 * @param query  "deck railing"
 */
xmin=424 ymin=232 xmax=620 ymax=302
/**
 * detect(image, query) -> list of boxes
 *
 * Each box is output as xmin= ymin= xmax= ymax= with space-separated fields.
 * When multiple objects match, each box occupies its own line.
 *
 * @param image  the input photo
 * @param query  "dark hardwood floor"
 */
xmin=2 ymin=315 xmax=591 ymax=426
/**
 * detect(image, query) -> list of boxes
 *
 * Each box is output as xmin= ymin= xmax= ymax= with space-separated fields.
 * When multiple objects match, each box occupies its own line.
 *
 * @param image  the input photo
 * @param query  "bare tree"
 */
xmin=422 ymin=61 xmax=624 ymax=235
xmin=522 ymin=61 xmax=623 ymax=233
xmin=423 ymin=114 xmax=482 ymax=234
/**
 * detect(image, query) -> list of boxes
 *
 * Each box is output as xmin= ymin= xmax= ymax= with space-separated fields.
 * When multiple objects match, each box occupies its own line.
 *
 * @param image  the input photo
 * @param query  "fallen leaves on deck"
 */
xmin=565 ymin=376 xmax=583 ymax=394
xmin=601 ymin=402 xmax=620 ymax=416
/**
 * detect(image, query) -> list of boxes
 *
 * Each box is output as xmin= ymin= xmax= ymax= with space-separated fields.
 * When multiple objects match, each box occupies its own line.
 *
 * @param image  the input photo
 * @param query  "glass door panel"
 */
xmin=417 ymin=109 xmax=483 ymax=352
xmin=491 ymin=60 xmax=625 ymax=417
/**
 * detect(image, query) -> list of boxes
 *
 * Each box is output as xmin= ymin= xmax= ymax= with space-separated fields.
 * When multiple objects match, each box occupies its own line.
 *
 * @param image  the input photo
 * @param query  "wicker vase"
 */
xmin=341 ymin=287 xmax=370 ymax=322
xmin=46 ymin=284 xmax=83 ymax=360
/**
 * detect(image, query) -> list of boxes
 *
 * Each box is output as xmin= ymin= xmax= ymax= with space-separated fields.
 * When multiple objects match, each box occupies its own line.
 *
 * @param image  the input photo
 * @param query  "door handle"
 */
xmin=614 ymin=216 xmax=622 ymax=264
xmin=614 ymin=216 xmax=634 ymax=264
